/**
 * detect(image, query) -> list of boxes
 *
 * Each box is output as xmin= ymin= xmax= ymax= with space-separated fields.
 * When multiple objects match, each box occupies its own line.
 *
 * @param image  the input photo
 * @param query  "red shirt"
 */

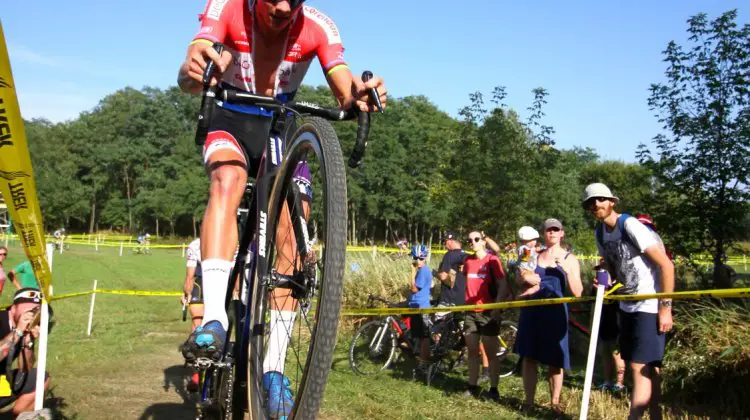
xmin=463 ymin=253 xmax=505 ymax=310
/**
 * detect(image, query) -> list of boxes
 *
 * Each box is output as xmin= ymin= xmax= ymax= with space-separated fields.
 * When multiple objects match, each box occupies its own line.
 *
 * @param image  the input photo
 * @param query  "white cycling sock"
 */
xmin=263 ymin=310 xmax=297 ymax=375
xmin=200 ymin=259 xmax=233 ymax=330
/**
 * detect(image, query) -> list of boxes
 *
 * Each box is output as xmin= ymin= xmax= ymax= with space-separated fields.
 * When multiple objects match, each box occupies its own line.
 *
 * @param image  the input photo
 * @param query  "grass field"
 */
xmin=0 ymin=241 xmax=746 ymax=419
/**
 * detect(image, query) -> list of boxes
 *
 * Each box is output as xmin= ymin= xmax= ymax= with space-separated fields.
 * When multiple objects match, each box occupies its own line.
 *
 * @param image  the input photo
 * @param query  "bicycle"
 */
xmin=188 ymin=43 xmax=378 ymax=420
xmin=131 ymin=242 xmax=152 ymax=255
xmin=348 ymin=295 xmax=519 ymax=383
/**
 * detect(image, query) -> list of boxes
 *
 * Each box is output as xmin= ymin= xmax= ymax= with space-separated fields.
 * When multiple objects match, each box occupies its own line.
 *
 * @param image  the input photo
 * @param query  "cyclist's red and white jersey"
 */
xmin=186 ymin=238 xmax=202 ymax=277
xmin=193 ymin=0 xmax=346 ymax=106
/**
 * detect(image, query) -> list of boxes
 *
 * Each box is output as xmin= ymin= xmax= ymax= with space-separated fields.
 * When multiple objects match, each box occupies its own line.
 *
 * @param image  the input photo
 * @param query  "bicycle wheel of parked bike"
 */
xmin=348 ymin=320 xmax=398 ymax=375
xmin=247 ymin=117 xmax=346 ymax=420
xmin=497 ymin=320 xmax=519 ymax=378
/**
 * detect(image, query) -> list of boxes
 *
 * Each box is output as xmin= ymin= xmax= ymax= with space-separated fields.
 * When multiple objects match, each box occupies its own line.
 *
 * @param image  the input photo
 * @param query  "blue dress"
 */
xmin=514 ymin=264 xmax=571 ymax=370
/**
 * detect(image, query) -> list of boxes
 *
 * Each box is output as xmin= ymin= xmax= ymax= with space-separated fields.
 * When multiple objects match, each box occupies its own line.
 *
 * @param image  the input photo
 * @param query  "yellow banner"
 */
xmin=0 ymin=21 xmax=51 ymax=297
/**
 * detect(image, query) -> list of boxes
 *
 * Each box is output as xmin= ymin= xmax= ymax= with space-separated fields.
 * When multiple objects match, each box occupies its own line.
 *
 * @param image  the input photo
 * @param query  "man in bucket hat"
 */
xmin=583 ymin=183 xmax=674 ymax=420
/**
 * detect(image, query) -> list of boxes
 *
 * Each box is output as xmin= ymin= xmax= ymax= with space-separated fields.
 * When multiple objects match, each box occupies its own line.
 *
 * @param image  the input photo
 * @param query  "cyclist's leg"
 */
xmin=262 ymin=180 xmax=310 ymax=375
xmin=201 ymin=145 xmax=246 ymax=329
xmin=189 ymin=281 xmax=204 ymax=330
xmin=183 ymin=120 xmax=248 ymax=359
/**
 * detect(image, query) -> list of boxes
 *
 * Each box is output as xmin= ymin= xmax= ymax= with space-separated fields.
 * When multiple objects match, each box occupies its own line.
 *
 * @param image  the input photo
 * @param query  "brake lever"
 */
xmin=361 ymin=71 xmax=383 ymax=114
xmin=203 ymin=43 xmax=225 ymax=87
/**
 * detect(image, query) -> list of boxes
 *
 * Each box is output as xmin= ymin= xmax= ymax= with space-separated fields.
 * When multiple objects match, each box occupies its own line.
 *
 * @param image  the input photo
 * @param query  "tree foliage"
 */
xmin=639 ymin=9 xmax=750 ymax=287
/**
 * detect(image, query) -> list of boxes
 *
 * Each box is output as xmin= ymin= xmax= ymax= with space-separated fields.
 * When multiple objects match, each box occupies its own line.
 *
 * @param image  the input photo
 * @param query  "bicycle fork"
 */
xmin=368 ymin=318 xmax=391 ymax=356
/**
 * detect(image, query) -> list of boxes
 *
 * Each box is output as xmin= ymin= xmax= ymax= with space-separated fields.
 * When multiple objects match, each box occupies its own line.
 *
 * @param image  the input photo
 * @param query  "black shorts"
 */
xmin=190 ymin=277 xmax=203 ymax=304
xmin=618 ymin=309 xmax=665 ymax=367
xmin=204 ymin=106 xmax=298 ymax=177
xmin=599 ymin=303 xmax=620 ymax=342
xmin=463 ymin=311 xmax=500 ymax=337
xmin=409 ymin=314 xmax=432 ymax=339
xmin=0 ymin=369 xmax=48 ymax=408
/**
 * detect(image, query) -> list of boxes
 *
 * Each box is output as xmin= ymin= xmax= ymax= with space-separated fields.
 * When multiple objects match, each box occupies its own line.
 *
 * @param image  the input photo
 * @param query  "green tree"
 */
xmin=640 ymin=9 xmax=750 ymax=287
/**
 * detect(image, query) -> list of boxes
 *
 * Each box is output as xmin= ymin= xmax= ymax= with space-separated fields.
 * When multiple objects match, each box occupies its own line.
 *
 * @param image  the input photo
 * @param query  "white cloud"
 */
xmin=8 ymin=44 xmax=60 ymax=68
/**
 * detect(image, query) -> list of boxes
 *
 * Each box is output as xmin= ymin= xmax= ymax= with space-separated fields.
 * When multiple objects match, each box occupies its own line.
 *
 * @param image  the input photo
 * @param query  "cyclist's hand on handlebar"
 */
xmin=353 ymin=74 xmax=387 ymax=112
xmin=185 ymin=43 xmax=232 ymax=87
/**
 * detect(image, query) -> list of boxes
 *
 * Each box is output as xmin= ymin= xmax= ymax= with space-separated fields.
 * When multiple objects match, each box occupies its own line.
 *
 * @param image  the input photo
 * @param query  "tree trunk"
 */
xmin=170 ymin=220 xmax=175 ymax=236
xmin=156 ymin=219 xmax=159 ymax=237
xmin=88 ymin=200 xmax=96 ymax=234
xmin=124 ymin=168 xmax=132 ymax=232
xmin=193 ymin=215 xmax=198 ymax=238
xmin=713 ymin=241 xmax=731 ymax=289
xmin=351 ymin=206 xmax=357 ymax=246
xmin=384 ymin=219 xmax=390 ymax=246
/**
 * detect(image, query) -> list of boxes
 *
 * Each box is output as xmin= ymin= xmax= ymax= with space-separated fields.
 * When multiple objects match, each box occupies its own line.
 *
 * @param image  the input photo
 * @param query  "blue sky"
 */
xmin=2 ymin=1 xmax=746 ymax=162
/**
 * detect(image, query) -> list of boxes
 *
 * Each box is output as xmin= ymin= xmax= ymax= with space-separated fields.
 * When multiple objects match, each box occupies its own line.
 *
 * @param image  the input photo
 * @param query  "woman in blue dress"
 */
xmin=515 ymin=218 xmax=583 ymax=411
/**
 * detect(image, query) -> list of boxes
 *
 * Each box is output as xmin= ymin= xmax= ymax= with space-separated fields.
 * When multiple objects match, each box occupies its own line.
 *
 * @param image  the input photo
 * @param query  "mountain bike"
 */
xmin=187 ymin=43 xmax=378 ymax=420
xmin=348 ymin=295 xmax=519 ymax=383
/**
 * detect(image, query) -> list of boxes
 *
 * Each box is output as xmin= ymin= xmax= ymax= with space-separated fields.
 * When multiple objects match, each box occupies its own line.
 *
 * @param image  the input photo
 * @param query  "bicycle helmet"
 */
xmin=410 ymin=244 xmax=429 ymax=259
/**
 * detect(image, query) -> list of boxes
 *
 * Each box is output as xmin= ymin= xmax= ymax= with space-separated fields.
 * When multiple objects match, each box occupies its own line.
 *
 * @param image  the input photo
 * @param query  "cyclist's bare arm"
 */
xmin=178 ymin=41 xmax=232 ymax=94
xmin=326 ymin=66 xmax=387 ymax=112
xmin=184 ymin=266 xmax=197 ymax=297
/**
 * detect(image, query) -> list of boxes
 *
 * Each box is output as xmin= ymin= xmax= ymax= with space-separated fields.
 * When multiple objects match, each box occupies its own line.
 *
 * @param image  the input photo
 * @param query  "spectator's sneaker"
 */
xmin=181 ymin=321 xmax=226 ymax=362
xmin=462 ymin=385 xmax=481 ymax=399
xmin=481 ymin=387 xmax=500 ymax=402
xmin=596 ymin=381 xmax=612 ymax=391
xmin=187 ymin=372 xmax=200 ymax=393
xmin=610 ymin=383 xmax=626 ymax=394
xmin=478 ymin=367 xmax=490 ymax=384
xmin=263 ymin=371 xmax=294 ymax=420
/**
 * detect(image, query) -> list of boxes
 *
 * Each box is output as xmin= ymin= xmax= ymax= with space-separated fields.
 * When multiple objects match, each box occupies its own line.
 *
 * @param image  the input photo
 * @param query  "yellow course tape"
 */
xmin=341 ymin=287 xmax=750 ymax=316
xmin=93 ymin=289 xmax=183 ymax=297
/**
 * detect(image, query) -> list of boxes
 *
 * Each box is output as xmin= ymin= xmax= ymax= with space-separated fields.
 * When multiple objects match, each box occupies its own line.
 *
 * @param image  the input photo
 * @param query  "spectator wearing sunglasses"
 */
xmin=7 ymin=261 xmax=40 ymax=291
xmin=583 ymin=183 xmax=674 ymax=419
xmin=0 ymin=246 xmax=7 ymax=296
xmin=462 ymin=231 xmax=510 ymax=400
xmin=407 ymin=244 xmax=432 ymax=366
xmin=515 ymin=218 xmax=583 ymax=413
xmin=0 ymin=288 xmax=50 ymax=417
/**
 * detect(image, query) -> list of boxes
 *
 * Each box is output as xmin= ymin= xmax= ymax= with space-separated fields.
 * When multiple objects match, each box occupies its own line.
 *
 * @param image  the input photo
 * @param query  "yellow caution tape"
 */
xmin=94 ymin=289 xmax=183 ymax=297
xmin=341 ymin=287 xmax=750 ymax=316
xmin=49 ymin=291 xmax=94 ymax=301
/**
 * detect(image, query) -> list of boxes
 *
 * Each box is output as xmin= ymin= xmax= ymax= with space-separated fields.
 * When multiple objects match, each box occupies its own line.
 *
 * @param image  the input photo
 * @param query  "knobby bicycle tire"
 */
xmin=247 ymin=117 xmax=346 ymax=420
xmin=348 ymin=320 xmax=398 ymax=375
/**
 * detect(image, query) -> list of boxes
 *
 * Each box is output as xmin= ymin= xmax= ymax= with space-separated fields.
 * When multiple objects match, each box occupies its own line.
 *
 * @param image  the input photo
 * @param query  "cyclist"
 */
xmin=135 ymin=233 xmax=151 ymax=254
xmin=52 ymin=228 xmax=66 ymax=250
xmin=177 ymin=0 xmax=387 ymax=416
xmin=182 ymin=237 xmax=204 ymax=392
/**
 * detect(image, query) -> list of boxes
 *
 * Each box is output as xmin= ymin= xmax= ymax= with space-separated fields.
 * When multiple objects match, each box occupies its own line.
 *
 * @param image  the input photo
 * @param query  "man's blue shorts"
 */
xmin=618 ymin=309 xmax=665 ymax=367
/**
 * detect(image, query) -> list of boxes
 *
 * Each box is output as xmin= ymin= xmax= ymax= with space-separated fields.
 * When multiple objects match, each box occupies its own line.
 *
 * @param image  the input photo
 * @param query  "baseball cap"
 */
xmin=582 ymin=183 xmax=619 ymax=206
xmin=541 ymin=218 xmax=563 ymax=231
xmin=518 ymin=226 xmax=540 ymax=241
xmin=442 ymin=231 xmax=459 ymax=242
xmin=14 ymin=288 xmax=42 ymax=305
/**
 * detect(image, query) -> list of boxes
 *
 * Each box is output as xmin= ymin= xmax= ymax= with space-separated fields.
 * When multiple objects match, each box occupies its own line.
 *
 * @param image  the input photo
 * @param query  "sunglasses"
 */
xmin=412 ymin=257 xmax=425 ymax=261
xmin=267 ymin=0 xmax=305 ymax=8
xmin=468 ymin=237 xmax=482 ymax=243
xmin=0 ymin=253 xmax=6 ymax=256
xmin=546 ymin=227 xmax=561 ymax=232
xmin=585 ymin=197 xmax=609 ymax=207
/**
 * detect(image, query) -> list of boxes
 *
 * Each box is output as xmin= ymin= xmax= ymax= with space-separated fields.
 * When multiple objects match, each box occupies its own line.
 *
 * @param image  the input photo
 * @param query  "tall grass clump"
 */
xmin=662 ymin=300 xmax=750 ymax=416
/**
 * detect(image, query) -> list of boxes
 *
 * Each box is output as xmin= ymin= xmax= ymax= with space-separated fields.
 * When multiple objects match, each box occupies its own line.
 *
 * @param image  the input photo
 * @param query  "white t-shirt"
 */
xmin=186 ymin=238 xmax=202 ymax=278
xmin=597 ymin=216 xmax=661 ymax=314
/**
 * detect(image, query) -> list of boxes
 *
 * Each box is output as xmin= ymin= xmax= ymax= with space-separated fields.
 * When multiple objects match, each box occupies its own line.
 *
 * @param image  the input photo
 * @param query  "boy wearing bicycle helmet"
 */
xmin=408 ymin=244 xmax=432 ymax=365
